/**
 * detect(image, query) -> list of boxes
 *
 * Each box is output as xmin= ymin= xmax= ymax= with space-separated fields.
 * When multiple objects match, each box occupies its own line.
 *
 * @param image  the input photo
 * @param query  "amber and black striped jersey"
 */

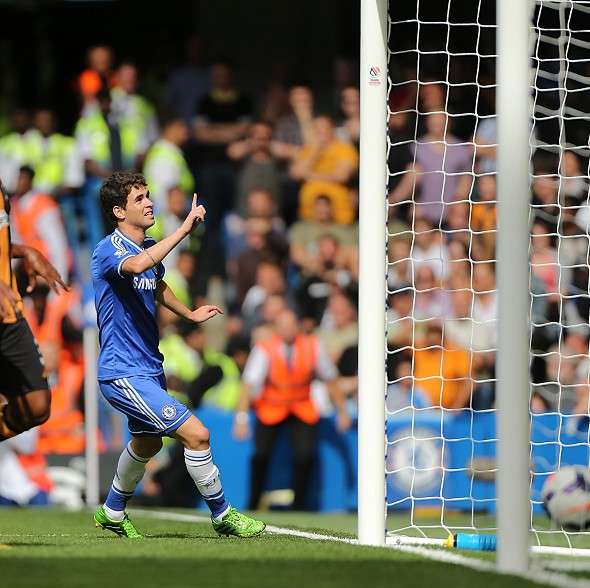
xmin=0 ymin=185 xmax=23 ymax=324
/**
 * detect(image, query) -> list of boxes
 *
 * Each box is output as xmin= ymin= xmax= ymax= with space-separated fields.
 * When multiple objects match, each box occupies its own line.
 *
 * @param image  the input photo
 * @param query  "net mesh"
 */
xmin=386 ymin=0 xmax=590 ymax=548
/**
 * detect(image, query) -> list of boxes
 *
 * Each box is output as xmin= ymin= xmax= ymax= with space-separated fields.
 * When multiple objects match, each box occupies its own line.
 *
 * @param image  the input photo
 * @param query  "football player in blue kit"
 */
xmin=91 ymin=171 xmax=265 ymax=538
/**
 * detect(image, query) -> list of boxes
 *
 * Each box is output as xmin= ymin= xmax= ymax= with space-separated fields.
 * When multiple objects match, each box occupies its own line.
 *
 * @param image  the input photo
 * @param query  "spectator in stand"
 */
xmin=148 ymin=186 xmax=199 ymax=270
xmin=533 ymin=336 xmax=587 ymax=414
xmin=76 ymin=86 xmax=147 ymax=179
xmin=471 ymin=175 xmax=497 ymax=261
xmin=194 ymin=60 xmax=252 ymax=213
xmin=194 ymin=60 xmax=253 ymax=284
xmin=143 ymin=118 xmax=194 ymax=243
xmin=272 ymin=85 xmax=316 ymax=224
xmin=78 ymin=45 xmax=115 ymax=115
xmin=413 ymin=321 xmax=472 ymax=410
xmin=111 ymin=62 xmax=159 ymax=148
xmin=227 ymin=121 xmax=282 ymax=214
xmin=318 ymin=290 xmax=358 ymax=364
xmin=10 ymin=166 xmax=70 ymax=281
xmin=474 ymin=115 xmax=497 ymax=174
xmin=24 ymin=109 xmax=85 ymax=261
xmin=387 ymin=285 xmax=413 ymax=351
xmin=390 ymin=112 xmax=473 ymax=224
xmin=444 ymin=288 xmax=496 ymax=408
xmin=163 ymin=249 xmax=195 ymax=308
xmin=24 ymin=109 xmax=81 ymax=196
xmin=224 ymin=189 xmax=286 ymax=267
xmin=164 ymin=35 xmax=210 ymax=124
xmin=531 ymin=169 xmax=560 ymax=224
xmin=296 ymin=233 xmax=358 ymax=327
xmin=235 ymin=308 xmax=345 ymax=510
xmin=411 ymin=217 xmax=448 ymax=278
xmin=560 ymin=150 xmax=588 ymax=202
xmin=472 ymin=261 xmax=498 ymax=326
xmin=387 ymin=239 xmax=412 ymax=291
xmin=0 ymin=109 xmax=32 ymax=193
xmin=242 ymin=261 xmax=287 ymax=324
xmin=386 ymin=358 xmax=431 ymax=414
xmin=273 ymin=85 xmax=315 ymax=160
xmin=258 ymin=80 xmax=290 ymax=127
xmin=251 ymin=294 xmax=288 ymax=344
xmin=531 ymin=221 xmax=559 ymax=303
xmin=387 ymin=101 xmax=416 ymax=221
xmin=233 ymin=218 xmax=289 ymax=306
xmin=335 ymin=87 xmax=360 ymax=147
xmin=444 ymin=239 xmax=471 ymax=284
xmin=290 ymin=115 xmax=359 ymax=224
xmin=289 ymin=195 xmax=357 ymax=277
xmin=75 ymin=86 xmax=148 ymax=246
xmin=413 ymin=265 xmax=452 ymax=320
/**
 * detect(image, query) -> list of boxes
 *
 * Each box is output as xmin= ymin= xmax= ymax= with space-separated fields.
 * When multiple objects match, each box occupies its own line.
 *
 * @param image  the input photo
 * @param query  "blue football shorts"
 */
xmin=99 ymin=374 xmax=192 ymax=436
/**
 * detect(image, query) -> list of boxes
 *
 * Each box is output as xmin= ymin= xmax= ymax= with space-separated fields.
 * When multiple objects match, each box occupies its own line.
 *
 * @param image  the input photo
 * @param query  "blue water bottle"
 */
xmin=444 ymin=533 xmax=497 ymax=551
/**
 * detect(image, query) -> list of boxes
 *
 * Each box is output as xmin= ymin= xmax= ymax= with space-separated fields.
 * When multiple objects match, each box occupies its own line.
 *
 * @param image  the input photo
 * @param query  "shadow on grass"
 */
xmin=2 ymin=557 xmax=545 ymax=588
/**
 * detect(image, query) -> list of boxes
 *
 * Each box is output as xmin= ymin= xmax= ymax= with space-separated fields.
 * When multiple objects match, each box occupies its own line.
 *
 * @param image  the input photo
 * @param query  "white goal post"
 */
xmin=358 ymin=0 xmax=590 ymax=571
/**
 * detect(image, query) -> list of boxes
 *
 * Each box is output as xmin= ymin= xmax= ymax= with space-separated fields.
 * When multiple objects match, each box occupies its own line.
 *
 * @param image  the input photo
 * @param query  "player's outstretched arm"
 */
xmin=121 ymin=194 xmax=206 ymax=276
xmin=156 ymin=280 xmax=223 ymax=323
xmin=11 ymin=244 xmax=69 ymax=293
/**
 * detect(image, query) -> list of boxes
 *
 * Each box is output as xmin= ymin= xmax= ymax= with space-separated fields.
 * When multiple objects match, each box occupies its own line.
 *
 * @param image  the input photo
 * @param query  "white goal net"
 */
xmin=385 ymin=0 xmax=590 ymax=552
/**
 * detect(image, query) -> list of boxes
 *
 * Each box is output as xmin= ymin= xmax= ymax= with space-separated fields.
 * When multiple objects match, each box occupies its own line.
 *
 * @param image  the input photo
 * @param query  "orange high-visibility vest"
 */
xmin=38 ymin=358 xmax=85 ymax=454
xmin=255 ymin=334 xmax=320 ymax=426
xmin=10 ymin=192 xmax=60 ymax=262
xmin=23 ymin=289 xmax=79 ymax=348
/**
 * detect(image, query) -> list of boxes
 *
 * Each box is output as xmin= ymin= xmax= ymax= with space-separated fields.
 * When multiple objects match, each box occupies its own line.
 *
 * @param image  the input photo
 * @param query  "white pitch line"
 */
xmin=537 ymin=560 xmax=590 ymax=573
xmin=130 ymin=509 xmax=590 ymax=588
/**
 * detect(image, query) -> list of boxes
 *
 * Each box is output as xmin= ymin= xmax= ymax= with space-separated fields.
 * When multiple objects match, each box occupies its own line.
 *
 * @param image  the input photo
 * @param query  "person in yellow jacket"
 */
xmin=143 ymin=118 xmax=194 ymax=242
xmin=25 ymin=109 xmax=82 ymax=196
xmin=160 ymin=321 xmax=240 ymax=412
xmin=111 ymin=62 xmax=159 ymax=148
xmin=0 ymin=109 xmax=33 ymax=193
xmin=74 ymin=87 xmax=149 ymax=246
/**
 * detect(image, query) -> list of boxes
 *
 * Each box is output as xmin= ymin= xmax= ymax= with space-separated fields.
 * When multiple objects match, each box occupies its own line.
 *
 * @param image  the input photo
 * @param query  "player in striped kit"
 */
xmin=91 ymin=171 xmax=264 ymax=538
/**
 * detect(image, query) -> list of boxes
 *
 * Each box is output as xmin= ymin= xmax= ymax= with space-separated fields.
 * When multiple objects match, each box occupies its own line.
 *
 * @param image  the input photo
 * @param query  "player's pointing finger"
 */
xmin=192 ymin=193 xmax=198 ymax=208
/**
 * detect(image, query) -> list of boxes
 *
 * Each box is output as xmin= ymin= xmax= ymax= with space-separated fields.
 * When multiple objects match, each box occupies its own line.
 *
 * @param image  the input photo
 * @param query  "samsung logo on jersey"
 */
xmin=133 ymin=276 xmax=157 ymax=290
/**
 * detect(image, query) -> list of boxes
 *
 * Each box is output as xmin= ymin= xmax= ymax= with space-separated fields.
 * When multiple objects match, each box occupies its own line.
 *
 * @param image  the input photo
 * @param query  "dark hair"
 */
xmin=19 ymin=165 xmax=35 ymax=181
xmin=100 ymin=172 xmax=147 ymax=227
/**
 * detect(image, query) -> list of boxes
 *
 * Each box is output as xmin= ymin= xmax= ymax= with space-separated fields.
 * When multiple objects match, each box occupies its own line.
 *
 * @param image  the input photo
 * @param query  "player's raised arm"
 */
xmin=121 ymin=193 xmax=206 ymax=275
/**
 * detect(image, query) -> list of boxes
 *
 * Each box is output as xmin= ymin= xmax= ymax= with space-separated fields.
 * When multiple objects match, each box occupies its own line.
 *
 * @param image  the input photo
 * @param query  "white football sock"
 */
xmin=104 ymin=442 xmax=150 ymax=520
xmin=184 ymin=448 xmax=230 ymax=519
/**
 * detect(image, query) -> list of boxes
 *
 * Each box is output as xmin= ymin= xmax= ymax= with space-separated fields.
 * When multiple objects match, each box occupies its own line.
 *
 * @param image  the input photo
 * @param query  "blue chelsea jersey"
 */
xmin=91 ymin=229 xmax=165 ymax=381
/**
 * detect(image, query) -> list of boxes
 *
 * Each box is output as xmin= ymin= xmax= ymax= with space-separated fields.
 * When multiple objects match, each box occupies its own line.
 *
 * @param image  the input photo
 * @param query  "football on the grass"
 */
xmin=542 ymin=466 xmax=590 ymax=530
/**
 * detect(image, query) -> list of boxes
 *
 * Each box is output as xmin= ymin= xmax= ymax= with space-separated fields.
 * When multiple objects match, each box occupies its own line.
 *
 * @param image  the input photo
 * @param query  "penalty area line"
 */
xmin=130 ymin=509 xmax=590 ymax=588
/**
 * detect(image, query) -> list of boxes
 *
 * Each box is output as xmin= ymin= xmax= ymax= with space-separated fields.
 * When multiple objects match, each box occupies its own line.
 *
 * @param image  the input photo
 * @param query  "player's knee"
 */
xmin=182 ymin=425 xmax=210 ymax=450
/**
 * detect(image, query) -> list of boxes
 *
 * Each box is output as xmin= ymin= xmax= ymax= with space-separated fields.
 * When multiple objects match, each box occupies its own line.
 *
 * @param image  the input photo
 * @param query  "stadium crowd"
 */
xmin=0 ymin=40 xmax=589 ymax=509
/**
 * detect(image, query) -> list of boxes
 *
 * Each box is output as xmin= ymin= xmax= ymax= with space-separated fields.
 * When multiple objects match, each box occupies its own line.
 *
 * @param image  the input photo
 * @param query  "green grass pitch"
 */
xmin=0 ymin=508 xmax=579 ymax=588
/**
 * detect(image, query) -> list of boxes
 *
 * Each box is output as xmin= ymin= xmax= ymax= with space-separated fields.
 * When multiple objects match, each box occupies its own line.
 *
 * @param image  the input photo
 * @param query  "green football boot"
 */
xmin=93 ymin=505 xmax=143 ymax=539
xmin=212 ymin=507 xmax=266 ymax=538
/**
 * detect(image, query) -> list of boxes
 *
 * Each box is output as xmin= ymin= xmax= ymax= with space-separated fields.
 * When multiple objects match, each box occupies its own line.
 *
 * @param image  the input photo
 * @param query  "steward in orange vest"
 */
xmin=235 ymin=309 xmax=342 ymax=510
xmin=23 ymin=288 xmax=86 ymax=454
xmin=254 ymin=333 xmax=320 ymax=426
xmin=10 ymin=166 xmax=71 ymax=282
